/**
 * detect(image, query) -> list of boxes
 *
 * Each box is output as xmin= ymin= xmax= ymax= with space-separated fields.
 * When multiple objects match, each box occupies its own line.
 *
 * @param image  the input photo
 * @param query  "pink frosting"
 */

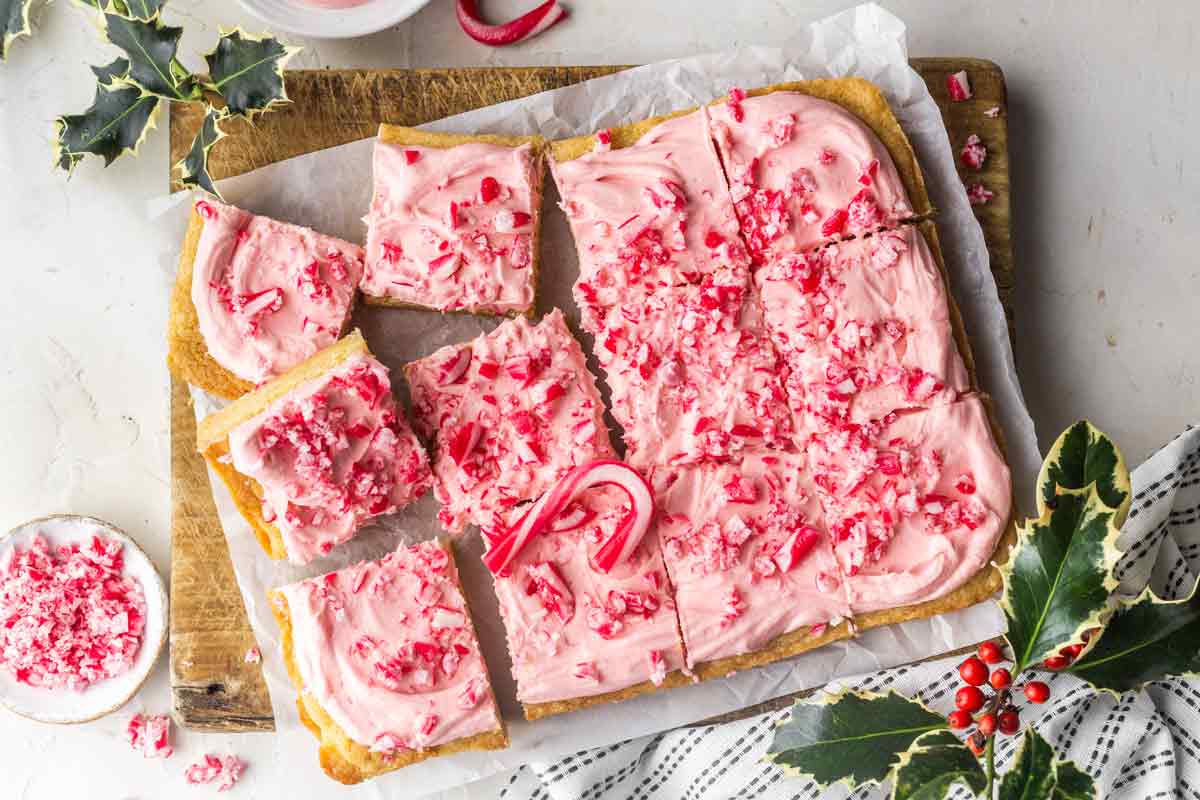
xmin=363 ymin=140 xmax=538 ymax=314
xmin=708 ymin=90 xmax=913 ymax=261
xmin=190 ymin=200 xmax=363 ymax=384
xmin=406 ymin=310 xmax=615 ymax=534
xmin=656 ymin=452 xmax=848 ymax=667
xmin=593 ymin=280 xmax=794 ymax=469
xmin=807 ymin=396 xmax=1011 ymax=613
xmin=277 ymin=540 xmax=500 ymax=754
xmin=228 ymin=353 xmax=432 ymax=565
xmin=757 ymin=226 xmax=968 ymax=434
xmin=489 ymin=486 xmax=685 ymax=704
xmin=551 ymin=112 xmax=750 ymax=332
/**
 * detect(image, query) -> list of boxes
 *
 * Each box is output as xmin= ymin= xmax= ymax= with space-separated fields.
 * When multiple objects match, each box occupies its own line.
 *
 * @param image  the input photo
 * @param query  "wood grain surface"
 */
xmin=168 ymin=60 xmax=1013 ymax=731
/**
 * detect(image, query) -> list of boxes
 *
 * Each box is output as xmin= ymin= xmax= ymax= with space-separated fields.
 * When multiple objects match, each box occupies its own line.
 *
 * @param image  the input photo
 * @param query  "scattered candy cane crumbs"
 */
xmin=244 ymin=647 xmax=261 ymax=664
xmin=967 ymin=183 xmax=995 ymax=206
xmin=946 ymin=70 xmax=972 ymax=102
xmin=984 ymin=105 xmax=1001 ymax=118
xmin=184 ymin=754 xmax=245 ymax=791
xmin=960 ymin=134 xmax=987 ymax=169
xmin=126 ymin=713 xmax=174 ymax=759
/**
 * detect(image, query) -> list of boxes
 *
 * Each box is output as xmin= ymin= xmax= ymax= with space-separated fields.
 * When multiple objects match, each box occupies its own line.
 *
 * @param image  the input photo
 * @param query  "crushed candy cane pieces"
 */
xmin=960 ymin=134 xmax=987 ymax=170
xmin=184 ymin=753 xmax=245 ymax=791
xmin=946 ymin=70 xmax=972 ymax=102
xmin=967 ymin=183 xmax=995 ymax=206
xmin=984 ymin=105 xmax=1001 ymax=118
xmin=244 ymin=647 xmax=261 ymax=664
xmin=127 ymin=713 xmax=173 ymax=759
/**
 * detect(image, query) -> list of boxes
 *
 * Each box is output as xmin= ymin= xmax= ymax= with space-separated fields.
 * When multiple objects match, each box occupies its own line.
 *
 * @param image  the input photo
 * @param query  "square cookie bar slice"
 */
xmin=593 ymin=280 xmax=795 ymax=469
xmin=168 ymin=198 xmax=365 ymax=399
xmin=269 ymin=539 xmax=508 ymax=785
xmin=707 ymin=79 xmax=931 ymax=262
xmin=806 ymin=395 xmax=1012 ymax=615
xmin=198 ymin=331 xmax=432 ymax=565
xmin=405 ymin=309 xmax=614 ymax=534
xmin=488 ymin=483 xmax=688 ymax=720
xmin=362 ymin=126 xmax=546 ymax=316
xmin=757 ymin=224 xmax=970 ymax=434
xmin=656 ymin=451 xmax=852 ymax=679
xmin=551 ymin=110 xmax=751 ymax=332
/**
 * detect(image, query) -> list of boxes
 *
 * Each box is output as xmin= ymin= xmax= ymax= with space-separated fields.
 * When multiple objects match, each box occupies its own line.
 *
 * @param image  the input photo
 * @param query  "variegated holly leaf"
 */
xmin=119 ymin=0 xmax=166 ymax=20
xmin=1067 ymin=580 xmax=1200 ymax=693
xmin=1 ymin=0 xmax=34 ymax=61
xmin=765 ymin=690 xmax=946 ymax=789
xmin=53 ymin=72 xmax=160 ymax=173
xmin=1053 ymin=761 xmax=1098 ymax=800
xmin=998 ymin=729 xmax=1057 ymax=800
xmin=103 ymin=10 xmax=200 ymax=100
xmin=1002 ymin=423 xmax=1127 ymax=673
xmin=174 ymin=105 xmax=227 ymax=195
xmin=203 ymin=28 xmax=298 ymax=117
xmin=93 ymin=56 xmax=130 ymax=85
xmin=1037 ymin=420 xmax=1131 ymax=522
xmin=890 ymin=731 xmax=986 ymax=800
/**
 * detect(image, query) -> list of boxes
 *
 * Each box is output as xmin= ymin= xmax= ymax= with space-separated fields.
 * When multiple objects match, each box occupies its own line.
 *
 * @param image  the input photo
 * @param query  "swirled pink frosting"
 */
xmin=277 ymin=540 xmax=501 ymax=754
xmin=406 ymin=310 xmax=615 ymax=534
xmin=190 ymin=200 xmax=363 ymax=385
xmin=228 ymin=353 xmax=432 ymax=564
xmin=489 ymin=486 xmax=685 ymax=704
xmin=363 ymin=140 xmax=538 ymax=314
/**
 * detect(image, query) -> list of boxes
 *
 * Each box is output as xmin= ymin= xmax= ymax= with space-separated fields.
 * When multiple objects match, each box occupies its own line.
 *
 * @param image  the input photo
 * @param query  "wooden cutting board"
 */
xmin=168 ymin=59 xmax=1014 ymax=732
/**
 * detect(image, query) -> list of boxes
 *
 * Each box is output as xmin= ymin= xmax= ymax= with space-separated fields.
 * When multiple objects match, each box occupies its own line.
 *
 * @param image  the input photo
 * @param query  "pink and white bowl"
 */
xmin=0 ymin=515 xmax=168 ymax=725
xmin=238 ymin=0 xmax=434 ymax=40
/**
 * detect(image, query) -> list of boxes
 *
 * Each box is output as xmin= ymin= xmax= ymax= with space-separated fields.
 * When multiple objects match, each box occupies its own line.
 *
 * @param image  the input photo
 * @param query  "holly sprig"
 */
xmin=767 ymin=421 xmax=1198 ymax=798
xmin=3 ymin=0 xmax=296 ymax=197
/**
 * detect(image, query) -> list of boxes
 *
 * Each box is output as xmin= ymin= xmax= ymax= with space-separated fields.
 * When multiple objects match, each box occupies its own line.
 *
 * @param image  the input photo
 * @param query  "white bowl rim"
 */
xmin=236 ymin=0 xmax=434 ymax=40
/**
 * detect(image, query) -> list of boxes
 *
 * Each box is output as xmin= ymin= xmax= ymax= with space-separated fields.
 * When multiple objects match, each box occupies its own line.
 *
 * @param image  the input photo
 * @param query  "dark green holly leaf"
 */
xmin=119 ymin=0 xmax=166 ymax=21
xmin=174 ymin=105 xmax=227 ymax=196
xmin=891 ymin=730 xmax=986 ymax=800
xmin=998 ymin=729 xmax=1057 ymax=800
xmin=92 ymin=57 xmax=131 ymax=86
xmin=1002 ymin=489 xmax=1124 ymax=672
xmin=1037 ymin=421 xmax=1131 ymax=523
xmin=203 ymin=28 xmax=298 ymax=117
xmin=1 ymin=0 xmax=34 ymax=62
xmin=53 ymin=76 xmax=160 ymax=173
xmin=1053 ymin=760 xmax=1097 ymax=800
xmin=103 ymin=11 xmax=200 ymax=100
xmin=765 ymin=690 xmax=946 ymax=789
xmin=1067 ymin=581 xmax=1200 ymax=693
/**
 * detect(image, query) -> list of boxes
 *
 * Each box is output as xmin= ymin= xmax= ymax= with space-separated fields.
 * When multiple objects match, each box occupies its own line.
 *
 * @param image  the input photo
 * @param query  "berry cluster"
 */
xmin=947 ymin=641 xmax=1052 ymax=755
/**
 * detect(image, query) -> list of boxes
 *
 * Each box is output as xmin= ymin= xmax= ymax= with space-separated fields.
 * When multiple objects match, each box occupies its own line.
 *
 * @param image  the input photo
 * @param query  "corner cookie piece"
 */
xmin=806 ymin=395 xmax=1012 ymax=614
xmin=488 ymin=485 xmax=688 ymax=720
xmin=197 ymin=332 xmax=432 ymax=564
xmin=656 ymin=451 xmax=851 ymax=676
xmin=269 ymin=540 xmax=508 ymax=785
xmin=362 ymin=126 xmax=546 ymax=316
xmin=708 ymin=80 xmax=928 ymax=261
xmin=168 ymin=198 xmax=364 ymax=399
xmin=405 ymin=309 xmax=614 ymax=534
xmin=757 ymin=225 xmax=969 ymax=433
xmin=550 ymin=111 xmax=751 ymax=332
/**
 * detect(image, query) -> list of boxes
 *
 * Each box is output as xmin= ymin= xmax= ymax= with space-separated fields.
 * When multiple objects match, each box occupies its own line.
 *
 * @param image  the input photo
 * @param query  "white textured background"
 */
xmin=0 ymin=1 xmax=1196 ymax=798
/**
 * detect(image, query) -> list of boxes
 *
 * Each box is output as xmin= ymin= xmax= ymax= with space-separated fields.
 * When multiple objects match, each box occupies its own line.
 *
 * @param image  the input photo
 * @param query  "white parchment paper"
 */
xmin=169 ymin=4 xmax=1041 ymax=796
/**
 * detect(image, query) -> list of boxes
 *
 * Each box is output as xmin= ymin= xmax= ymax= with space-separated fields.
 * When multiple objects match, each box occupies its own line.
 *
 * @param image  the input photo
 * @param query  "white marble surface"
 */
xmin=0 ymin=1 xmax=1196 ymax=797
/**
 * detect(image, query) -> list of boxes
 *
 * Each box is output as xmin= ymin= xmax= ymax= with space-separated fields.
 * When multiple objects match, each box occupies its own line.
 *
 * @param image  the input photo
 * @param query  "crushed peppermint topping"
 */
xmin=967 ymin=183 xmax=995 ymax=206
xmin=946 ymin=71 xmax=972 ymax=102
xmin=184 ymin=753 xmax=245 ymax=791
xmin=127 ymin=713 xmax=173 ymax=759
xmin=960 ymin=134 xmax=987 ymax=170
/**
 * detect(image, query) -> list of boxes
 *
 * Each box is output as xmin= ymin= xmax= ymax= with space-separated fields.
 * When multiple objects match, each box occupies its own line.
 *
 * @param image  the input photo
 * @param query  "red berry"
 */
xmin=977 ymin=641 xmax=1004 ymax=664
xmin=959 ymin=656 xmax=989 ymax=686
xmin=977 ymin=712 xmax=997 ymax=736
xmin=479 ymin=176 xmax=500 ymax=203
xmin=967 ymin=733 xmax=986 ymax=755
xmin=947 ymin=709 xmax=973 ymax=729
xmin=989 ymin=667 xmax=1012 ymax=690
xmin=998 ymin=710 xmax=1020 ymax=735
xmin=1061 ymin=643 xmax=1083 ymax=659
xmin=956 ymin=685 xmax=986 ymax=713
xmin=1043 ymin=655 xmax=1069 ymax=670
xmin=1024 ymin=681 xmax=1050 ymax=704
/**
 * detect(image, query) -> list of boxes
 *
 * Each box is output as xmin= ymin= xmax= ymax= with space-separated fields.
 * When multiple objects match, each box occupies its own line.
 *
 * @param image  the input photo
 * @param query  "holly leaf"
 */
xmin=891 ymin=731 xmax=986 ymax=800
xmin=1067 ymin=580 xmax=1200 ymax=693
xmin=203 ymin=28 xmax=298 ymax=117
xmin=1053 ymin=761 xmax=1097 ymax=800
xmin=103 ymin=10 xmax=200 ymax=100
xmin=1037 ymin=420 xmax=1131 ymax=522
xmin=1 ymin=0 xmax=34 ymax=62
xmin=998 ymin=729 xmax=1057 ymax=800
xmin=53 ymin=74 xmax=160 ymax=173
xmin=764 ymin=690 xmax=946 ymax=789
xmin=119 ymin=0 xmax=166 ymax=20
xmin=174 ymin=105 xmax=227 ymax=196
xmin=1002 ymin=423 xmax=1127 ymax=672
xmin=93 ymin=56 xmax=130 ymax=85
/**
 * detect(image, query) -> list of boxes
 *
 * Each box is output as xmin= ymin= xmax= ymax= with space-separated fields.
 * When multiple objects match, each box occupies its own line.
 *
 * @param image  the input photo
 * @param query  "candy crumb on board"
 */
xmin=961 ymin=134 xmax=987 ymax=169
xmin=967 ymin=183 xmax=995 ymax=205
xmin=244 ymin=647 xmax=261 ymax=664
xmin=946 ymin=70 xmax=972 ymax=101
xmin=984 ymin=105 xmax=1001 ymax=118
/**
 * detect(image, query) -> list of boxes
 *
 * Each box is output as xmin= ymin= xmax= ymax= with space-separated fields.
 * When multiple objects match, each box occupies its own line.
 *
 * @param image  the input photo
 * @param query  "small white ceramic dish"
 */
xmin=0 ymin=515 xmax=168 ymax=725
xmin=238 ymin=0 xmax=433 ymax=40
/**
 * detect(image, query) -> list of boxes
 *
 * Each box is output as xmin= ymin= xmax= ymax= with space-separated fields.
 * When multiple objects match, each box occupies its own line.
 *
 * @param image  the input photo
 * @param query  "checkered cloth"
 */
xmin=502 ymin=426 xmax=1200 ymax=799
